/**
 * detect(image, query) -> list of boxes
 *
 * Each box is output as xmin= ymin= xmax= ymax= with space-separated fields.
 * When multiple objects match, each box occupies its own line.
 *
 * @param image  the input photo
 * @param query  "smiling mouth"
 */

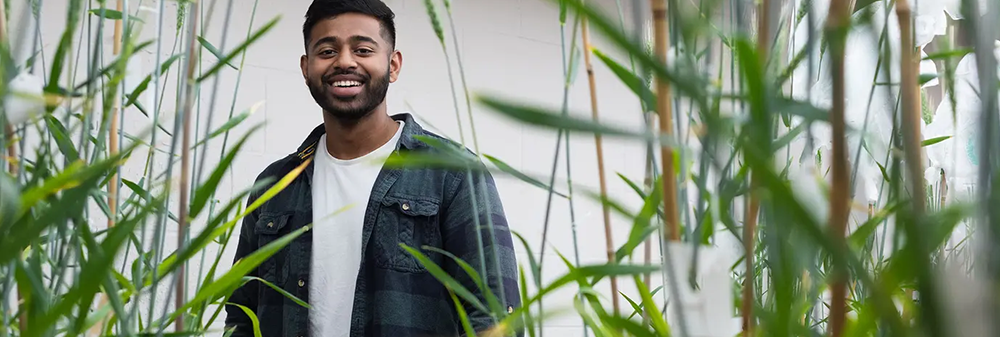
xmin=331 ymin=80 xmax=363 ymax=87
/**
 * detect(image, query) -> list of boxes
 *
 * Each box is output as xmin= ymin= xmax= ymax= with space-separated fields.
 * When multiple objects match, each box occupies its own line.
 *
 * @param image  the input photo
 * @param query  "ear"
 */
xmin=388 ymin=49 xmax=402 ymax=83
xmin=300 ymin=54 xmax=309 ymax=81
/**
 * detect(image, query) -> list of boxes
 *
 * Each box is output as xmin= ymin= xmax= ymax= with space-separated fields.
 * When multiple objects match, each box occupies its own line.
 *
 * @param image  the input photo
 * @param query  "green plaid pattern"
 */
xmin=224 ymin=113 xmax=522 ymax=337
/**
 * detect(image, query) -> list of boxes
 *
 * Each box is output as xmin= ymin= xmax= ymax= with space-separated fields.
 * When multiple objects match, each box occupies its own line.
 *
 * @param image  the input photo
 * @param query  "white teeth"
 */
xmin=332 ymin=80 xmax=362 ymax=87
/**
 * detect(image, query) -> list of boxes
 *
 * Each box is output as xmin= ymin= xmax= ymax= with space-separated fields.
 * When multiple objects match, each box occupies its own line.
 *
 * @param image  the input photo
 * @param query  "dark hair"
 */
xmin=302 ymin=0 xmax=397 ymax=52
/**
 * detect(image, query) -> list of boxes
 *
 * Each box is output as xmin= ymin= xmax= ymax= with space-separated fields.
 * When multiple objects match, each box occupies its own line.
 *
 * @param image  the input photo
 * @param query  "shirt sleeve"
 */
xmin=441 ymin=168 xmax=523 ymax=336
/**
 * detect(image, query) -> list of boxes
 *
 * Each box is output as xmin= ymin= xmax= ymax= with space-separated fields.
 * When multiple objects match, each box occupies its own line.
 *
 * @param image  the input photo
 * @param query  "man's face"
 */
xmin=300 ymin=13 xmax=401 ymax=121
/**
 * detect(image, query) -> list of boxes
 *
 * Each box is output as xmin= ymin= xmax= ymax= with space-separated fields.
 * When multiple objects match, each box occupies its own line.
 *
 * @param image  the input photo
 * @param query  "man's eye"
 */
xmin=356 ymin=49 xmax=373 ymax=54
xmin=319 ymin=50 xmax=335 ymax=55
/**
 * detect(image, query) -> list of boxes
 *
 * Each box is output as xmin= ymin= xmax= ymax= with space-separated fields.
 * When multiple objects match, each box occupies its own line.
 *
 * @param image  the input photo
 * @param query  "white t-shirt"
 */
xmin=309 ymin=121 xmax=404 ymax=336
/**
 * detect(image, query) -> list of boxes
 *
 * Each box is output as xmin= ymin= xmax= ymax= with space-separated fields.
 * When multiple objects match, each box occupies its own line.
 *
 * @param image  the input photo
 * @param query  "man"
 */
xmin=223 ymin=0 xmax=521 ymax=336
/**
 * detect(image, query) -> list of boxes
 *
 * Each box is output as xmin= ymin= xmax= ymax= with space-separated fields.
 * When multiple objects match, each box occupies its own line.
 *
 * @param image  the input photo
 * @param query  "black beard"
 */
xmin=307 ymin=69 xmax=391 ymax=122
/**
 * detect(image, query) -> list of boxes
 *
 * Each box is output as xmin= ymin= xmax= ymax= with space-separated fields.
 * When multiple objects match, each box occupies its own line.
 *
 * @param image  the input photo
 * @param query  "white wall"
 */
xmin=6 ymin=0 xmax=728 ymax=335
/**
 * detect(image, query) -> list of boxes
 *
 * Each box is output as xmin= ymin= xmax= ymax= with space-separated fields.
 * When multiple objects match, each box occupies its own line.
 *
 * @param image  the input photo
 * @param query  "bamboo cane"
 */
xmin=579 ymin=10 xmax=620 ymax=316
xmin=825 ymin=0 xmax=852 ymax=335
xmin=88 ymin=2 xmax=124 ymax=334
xmin=651 ymin=0 xmax=680 ymax=243
xmin=896 ymin=0 xmax=927 ymax=324
xmin=176 ymin=0 xmax=200 ymax=331
xmin=108 ymin=0 xmax=122 ymax=229
xmin=739 ymin=0 xmax=775 ymax=334
xmin=0 ymin=0 xmax=27 ymax=332
xmin=5 ymin=125 xmax=26 ymax=334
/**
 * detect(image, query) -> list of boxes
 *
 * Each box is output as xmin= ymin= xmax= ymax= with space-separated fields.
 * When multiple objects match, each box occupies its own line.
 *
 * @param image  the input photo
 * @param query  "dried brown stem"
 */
xmin=108 ymin=0 xmax=123 ymax=229
xmin=740 ymin=1 xmax=776 ymax=335
xmin=579 ymin=11 xmax=620 ymax=316
xmin=91 ymin=2 xmax=124 ymax=333
xmin=176 ymin=1 xmax=200 ymax=331
xmin=896 ymin=0 xmax=925 ymax=216
xmin=1 ymin=0 xmax=25 ymax=331
xmin=0 ymin=0 xmax=6 ymax=47
xmin=897 ymin=1 xmax=927 ymax=322
xmin=642 ymin=113 xmax=655 ymax=324
xmin=741 ymin=197 xmax=759 ymax=336
xmin=825 ymin=0 xmax=852 ymax=336
xmin=651 ymin=0 xmax=679 ymax=242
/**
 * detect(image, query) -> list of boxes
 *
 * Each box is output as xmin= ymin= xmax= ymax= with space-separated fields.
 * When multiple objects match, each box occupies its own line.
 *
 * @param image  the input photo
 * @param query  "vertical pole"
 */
xmin=108 ymin=0 xmax=122 ymax=229
xmin=176 ymin=0 xmax=200 ymax=331
xmin=651 ymin=0 xmax=679 ymax=244
xmin=825 ymin=0 xmax=852 ymax=336
xmin=579 ymin=5 xmax=620 ymax=316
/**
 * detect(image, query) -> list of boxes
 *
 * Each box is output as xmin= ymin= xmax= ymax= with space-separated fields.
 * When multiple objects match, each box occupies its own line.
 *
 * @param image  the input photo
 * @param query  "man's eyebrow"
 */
xmin=311 ymin=35 xmax=379 ymax=50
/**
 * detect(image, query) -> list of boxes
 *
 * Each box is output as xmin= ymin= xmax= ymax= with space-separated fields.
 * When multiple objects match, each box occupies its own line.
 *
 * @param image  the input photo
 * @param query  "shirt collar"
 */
xmin=294 ymin=112 xmax=427 ymax=162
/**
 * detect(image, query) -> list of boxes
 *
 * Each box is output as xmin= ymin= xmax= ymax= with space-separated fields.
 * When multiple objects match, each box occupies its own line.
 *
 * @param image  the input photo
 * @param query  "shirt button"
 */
xmin=298 ymin=279 xmax=305 ymax=287
xmin=401 ymin=203 xmax=410 ymax=211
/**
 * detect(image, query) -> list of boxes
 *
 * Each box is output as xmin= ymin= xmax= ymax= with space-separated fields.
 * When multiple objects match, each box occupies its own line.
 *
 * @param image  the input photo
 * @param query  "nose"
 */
xmin=333 ymin=48 xmax=358 ymax=70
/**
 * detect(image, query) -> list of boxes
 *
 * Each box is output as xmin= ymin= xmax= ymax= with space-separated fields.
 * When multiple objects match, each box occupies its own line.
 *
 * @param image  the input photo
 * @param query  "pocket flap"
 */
xmin=255 ymin=212 xmax=292 ymax=234
xmin=381 ymin=195 xmax=440 ymax=216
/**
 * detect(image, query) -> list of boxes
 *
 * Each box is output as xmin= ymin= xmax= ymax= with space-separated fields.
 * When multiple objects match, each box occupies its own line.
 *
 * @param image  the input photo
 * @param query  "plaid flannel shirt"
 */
xmin=224 ymin=113 xmax=522 ymax=337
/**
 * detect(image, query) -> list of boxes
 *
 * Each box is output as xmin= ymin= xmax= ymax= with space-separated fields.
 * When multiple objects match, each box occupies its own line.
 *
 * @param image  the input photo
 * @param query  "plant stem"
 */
xmin=579 ymin=6 xmax=620 ymax=316
xmin=175 ymin=0 xmax=200 ymax=331
xmin=825 ymin=0 xmax=850 ymax=335
xmin=651 ymin=0 xmax=679 ymax=243
xmin=739 ymin=0 xmax=775 ymax=333
xmin=92 ymin=2 xmax=123 ymax=332
xmin=108 ymin=0 xmax=123 ymax=229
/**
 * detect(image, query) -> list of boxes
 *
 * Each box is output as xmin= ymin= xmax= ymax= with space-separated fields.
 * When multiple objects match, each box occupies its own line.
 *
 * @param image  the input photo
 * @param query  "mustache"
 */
xmin=321 ymin=69 xmax=369 ymax=83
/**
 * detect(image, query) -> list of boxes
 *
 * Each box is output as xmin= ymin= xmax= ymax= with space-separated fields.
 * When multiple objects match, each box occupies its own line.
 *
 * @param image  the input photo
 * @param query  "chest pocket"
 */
xmin=254 ymin=212 xmax=293 ymax=285
xmin=374 ymin=194 xmax=443 ymax=273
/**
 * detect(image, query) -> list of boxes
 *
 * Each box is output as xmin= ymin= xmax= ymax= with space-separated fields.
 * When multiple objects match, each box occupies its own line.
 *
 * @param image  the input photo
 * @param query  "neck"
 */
xmin=321 ymin=106 xmax=398 ymax=160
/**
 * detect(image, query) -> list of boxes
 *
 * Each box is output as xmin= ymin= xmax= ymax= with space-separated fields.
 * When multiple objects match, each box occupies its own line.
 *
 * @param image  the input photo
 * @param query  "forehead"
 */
xmin=308 ymin=12 xmax=384 ymax=45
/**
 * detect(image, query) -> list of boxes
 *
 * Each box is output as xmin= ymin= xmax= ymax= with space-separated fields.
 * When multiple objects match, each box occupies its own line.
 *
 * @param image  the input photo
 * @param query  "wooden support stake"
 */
xmin=651 ymin=0 xmax=680 ymax=244
xmin=825 ymin=0 xmax=852 ymax=336
xmin=176 ymin=0 xmax=201 ymax=331
xmin=108 ymin=0 xmax=123 ymax=229
xmin=579 ymin=9 xmax=620 ymax=316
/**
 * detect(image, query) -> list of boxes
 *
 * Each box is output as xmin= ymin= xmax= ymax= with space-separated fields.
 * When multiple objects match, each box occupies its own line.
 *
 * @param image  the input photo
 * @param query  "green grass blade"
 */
xmin=399 ymin=243 xmax=490 ymax=314
xmin=511 ymin=231 xmax=541 ymax=288
xmin=633 ymin=274 xmax=670 ymax=336
xmin=475 ymin=94 xmax=685 ymax=150
xmin=196 ymin=16 xmax=281 ymax=83
xmin=592 ymin=47 xmax=656 ymax=109
xmin=153 ymin=159 xmax=308 ymax=284
xmin=197 ymin=36 xmax=238 ymax=70
xmin=483 ymin=154 xmax=568 ymax=199
xmin=190 ymin=125 xmax=261 ymax=218
xmin=422 ymin=0 xmax=445 ymax=44
xmin=423 ymin=245 xmax=504 ymax=317
xmin=921 ymin=136 xmax=951 ymax=147
xmin=44 ymin=115 xmax=79 ymax=162
xmin=166 ymin=223 xmax=312 ymax=326
xmin=193 ymin=102 xmax=262 ymax=148
xmin=125 ymin=54 xmax=182 ymax=108
xmin=450 ymin=289 xmax=478 ymax=337
xmin=620 ymin=292 xmax=643 ymax=320
xmin=87 ymin=8 xmax=143 ymax=22
xmin=225 ymin=302 xmax=262 ymax=337
xmin=599 ymin=314 xmax=658 ymax=337
xmin=241 ymin=276 xmax=309 ymax=309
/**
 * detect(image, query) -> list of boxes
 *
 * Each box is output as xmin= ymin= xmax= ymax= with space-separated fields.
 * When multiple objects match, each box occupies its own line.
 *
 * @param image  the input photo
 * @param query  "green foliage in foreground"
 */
xmin=2 ymin=0 xmax=998 ymax=336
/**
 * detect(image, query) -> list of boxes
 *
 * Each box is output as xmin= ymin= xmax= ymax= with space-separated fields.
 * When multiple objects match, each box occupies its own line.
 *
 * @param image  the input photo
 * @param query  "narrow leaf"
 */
xmin=484 ymin=154 xmax=568 ymax=199
xmin=197 ymin=16 xmax=281 ymax=82
xmin=400 ymin=243 xmax=490 ymax=314
xmin=198 ymin=36 xmax=238 ymax=70
xmin=921 ymin=135 xmax=951 ymax=147
xmin=592 ymin=47 xmax=656 ymax=110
